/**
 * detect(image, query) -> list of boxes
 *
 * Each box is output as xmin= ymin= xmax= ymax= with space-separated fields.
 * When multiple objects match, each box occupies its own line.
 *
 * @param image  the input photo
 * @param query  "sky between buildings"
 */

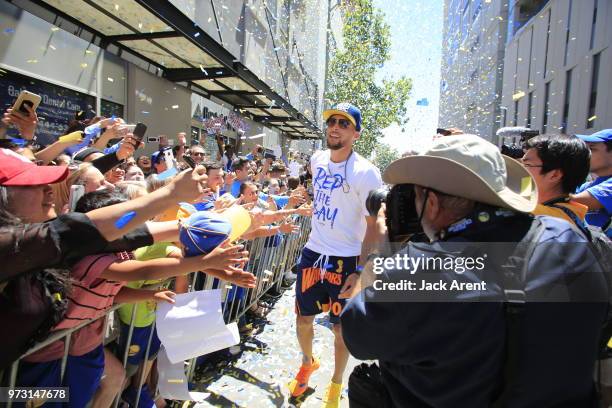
xmin=373 ymin=0 xmax=444 ymax=154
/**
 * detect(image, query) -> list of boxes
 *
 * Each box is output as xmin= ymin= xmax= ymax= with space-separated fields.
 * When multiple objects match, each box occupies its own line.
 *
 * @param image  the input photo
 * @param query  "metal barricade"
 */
xmin=4 ymin=215 xmax=311 ymax=408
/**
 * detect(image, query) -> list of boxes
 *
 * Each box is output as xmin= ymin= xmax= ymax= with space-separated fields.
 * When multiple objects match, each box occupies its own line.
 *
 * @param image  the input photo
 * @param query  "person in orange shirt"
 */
xmin=519 ymin=134 xmax=590 ymax=226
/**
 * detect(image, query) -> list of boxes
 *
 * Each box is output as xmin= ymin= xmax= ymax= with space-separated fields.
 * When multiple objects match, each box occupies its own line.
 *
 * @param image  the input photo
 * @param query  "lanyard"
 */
xmin=327 ymin=150 xmax=353 ymax=194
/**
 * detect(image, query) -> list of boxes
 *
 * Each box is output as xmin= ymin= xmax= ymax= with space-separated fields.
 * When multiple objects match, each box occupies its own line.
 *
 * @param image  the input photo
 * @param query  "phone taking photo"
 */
xmin=264 ymin=149 xmax=276 ymax=160
xmin=68 ymin=184 xmax=85 ymax=212
xmin=183 ymin=155 xmax=196 ymax=169
xmin=436 ymin=128 xmax=452 ymax=136
xmin=12 ymin=91 xmax=42 ymax=116
xmin=132 ymin=122 xmax=147 ymax=143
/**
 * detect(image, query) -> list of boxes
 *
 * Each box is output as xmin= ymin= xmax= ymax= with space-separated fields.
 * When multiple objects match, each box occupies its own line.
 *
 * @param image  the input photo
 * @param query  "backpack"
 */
xmin=348 ymin=362 xmax=391 ymax=408
xmin=550 ymin=204 xmax=612 ymax=356
xmin=0 ymin=269 xmax=70 ymax=369
xmin=493 ymin=215 xmax=612 ymax=407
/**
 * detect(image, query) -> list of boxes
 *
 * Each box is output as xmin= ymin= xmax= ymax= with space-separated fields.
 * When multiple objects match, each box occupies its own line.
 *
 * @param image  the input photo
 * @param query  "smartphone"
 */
xmin=12 ymin=91 xmax=41 ymax=116
xmin=68 ymin=184 xmax=85 ymax=212
xmin=264 ymin=149 xmax=276 ymax=160
xmin=132 ymin=122 xmax=147 ymax=143
xmin=436 ymin=128 xmax=452 ymax=136
xmin=183 ymin=155 xmax=196 ymax=168
xmin=163 ymin=148 xmax=175 ymax=170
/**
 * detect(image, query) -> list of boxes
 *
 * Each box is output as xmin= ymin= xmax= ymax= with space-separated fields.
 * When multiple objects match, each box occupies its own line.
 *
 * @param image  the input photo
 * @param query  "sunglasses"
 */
xmin=326 ymin=118 xmax=351 ymax=129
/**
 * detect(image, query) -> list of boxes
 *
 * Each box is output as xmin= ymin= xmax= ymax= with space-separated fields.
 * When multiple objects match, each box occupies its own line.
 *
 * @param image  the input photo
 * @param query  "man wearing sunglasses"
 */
xmin=289 ymin=103 xmax=382 ymax=407
xmin=189 ymin=145 xmax=207 ymax=165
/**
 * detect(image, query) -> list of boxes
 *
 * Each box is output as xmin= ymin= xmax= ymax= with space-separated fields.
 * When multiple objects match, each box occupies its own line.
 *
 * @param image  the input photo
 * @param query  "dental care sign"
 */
xmin=0 ymin=69 xmax=96 ymax=145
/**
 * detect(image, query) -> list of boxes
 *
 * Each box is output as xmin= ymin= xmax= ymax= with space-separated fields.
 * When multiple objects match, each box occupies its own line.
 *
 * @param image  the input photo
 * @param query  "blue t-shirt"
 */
xmin=576 ymin=175 xmax=611 ymax=236
xmin=230 ymin=180 xmax=244 ymax=198
xmin=258 ymin=193 xmax=289 ymax=209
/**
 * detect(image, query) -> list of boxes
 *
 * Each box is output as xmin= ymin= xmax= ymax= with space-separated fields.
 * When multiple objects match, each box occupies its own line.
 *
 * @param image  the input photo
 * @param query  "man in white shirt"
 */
xmin=288 ymin=103 xmax=382 ymax=407
xmin=289 ymin=150 xmax=303 ymax=177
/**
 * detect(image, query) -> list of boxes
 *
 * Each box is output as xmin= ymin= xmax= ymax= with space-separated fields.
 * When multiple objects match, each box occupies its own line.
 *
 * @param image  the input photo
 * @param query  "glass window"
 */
xmin=586 ymin=53 xmax=601 ymax=129
xmin=561 ymin=69 xmax=572 ymax=133
xmin=590 ymin=0 xmax=598 ymax=50
xmin=542 ymin=81 xmax=551 ymax=133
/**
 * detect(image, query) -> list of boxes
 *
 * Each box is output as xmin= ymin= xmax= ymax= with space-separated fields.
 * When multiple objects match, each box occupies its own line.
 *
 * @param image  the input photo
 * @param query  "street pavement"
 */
xmin=189 ymin=283 xmax=362 ymax=407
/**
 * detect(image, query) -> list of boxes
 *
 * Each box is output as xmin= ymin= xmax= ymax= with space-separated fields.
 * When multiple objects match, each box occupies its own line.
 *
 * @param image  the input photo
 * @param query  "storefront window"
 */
xmin=101 ymin=99 xmax=124 ymax=119
xmin=0 ymin=69 xmax=95 ymax=145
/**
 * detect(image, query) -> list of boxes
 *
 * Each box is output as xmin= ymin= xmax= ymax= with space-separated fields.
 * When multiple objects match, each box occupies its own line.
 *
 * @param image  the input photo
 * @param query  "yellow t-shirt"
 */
xmin=116 ymin=242 xmax=181 ymax=327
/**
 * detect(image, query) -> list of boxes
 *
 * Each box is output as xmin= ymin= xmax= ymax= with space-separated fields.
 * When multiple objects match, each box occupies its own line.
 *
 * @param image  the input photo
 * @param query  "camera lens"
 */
xmin=366 ymin=188 xmax=389 ymax=217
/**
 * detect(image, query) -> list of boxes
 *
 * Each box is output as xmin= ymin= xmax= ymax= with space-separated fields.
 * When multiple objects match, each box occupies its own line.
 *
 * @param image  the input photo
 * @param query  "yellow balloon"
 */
xmin=220 ymin=205 xmax=251 ymax=242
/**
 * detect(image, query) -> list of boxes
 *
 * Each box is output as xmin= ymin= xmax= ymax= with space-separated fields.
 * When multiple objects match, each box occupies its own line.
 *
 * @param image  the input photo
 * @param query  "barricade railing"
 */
xmin=3 ymin=215 xmax=310 ymax=408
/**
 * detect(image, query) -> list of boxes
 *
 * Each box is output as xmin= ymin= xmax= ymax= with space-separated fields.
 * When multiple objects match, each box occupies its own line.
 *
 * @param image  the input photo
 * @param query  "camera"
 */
xmin=497 ymin=127 xmax=539 ymax=160
xmin=366 ymin=184 xmax=424 ymax=243
xmin=500 ymin=144 xmax=524 ymax=159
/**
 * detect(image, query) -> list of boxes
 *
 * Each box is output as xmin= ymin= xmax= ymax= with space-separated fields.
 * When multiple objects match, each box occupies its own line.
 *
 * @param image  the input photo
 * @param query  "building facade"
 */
xmin=439 ymin=0 xmax=509 ymax=141
xmin=440 ymin=0 xmax=612 ymax=144
xmin=501 ymin=0 xmax=612 ymax=140
xmin=0 ymin=0 xmax=332 ymax=156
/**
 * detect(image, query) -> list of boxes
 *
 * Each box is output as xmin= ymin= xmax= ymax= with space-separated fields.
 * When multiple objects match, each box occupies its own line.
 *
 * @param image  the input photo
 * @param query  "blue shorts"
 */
xmin=295 ymin=247 xmax=359 ymax=324
xmin=16 ymin=344 xmax=105 ymax=408
xmin=116 ymin=323 xmax=161 ymax=368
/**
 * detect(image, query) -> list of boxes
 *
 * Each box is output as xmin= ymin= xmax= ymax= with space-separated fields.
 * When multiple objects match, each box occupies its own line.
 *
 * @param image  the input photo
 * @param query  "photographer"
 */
xmin=341 ymin=135 xmax=608 ymax=407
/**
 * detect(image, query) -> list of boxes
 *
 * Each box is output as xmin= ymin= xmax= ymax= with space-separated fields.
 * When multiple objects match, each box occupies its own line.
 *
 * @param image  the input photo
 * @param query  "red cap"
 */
xmin=0 ymin=148 xmax=69 ymax=186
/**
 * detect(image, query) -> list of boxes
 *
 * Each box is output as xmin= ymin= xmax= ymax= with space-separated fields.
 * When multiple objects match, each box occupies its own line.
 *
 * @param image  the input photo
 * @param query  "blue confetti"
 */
xmin=325 ymin=263 xmax=334 ymax=269
xmin=356 ymin=265 xmax=364 ymax=272
xmin=115 ymin=211 xmax=137 ymax=229
xmin=4 ymin=28 xmax=15 ymax=34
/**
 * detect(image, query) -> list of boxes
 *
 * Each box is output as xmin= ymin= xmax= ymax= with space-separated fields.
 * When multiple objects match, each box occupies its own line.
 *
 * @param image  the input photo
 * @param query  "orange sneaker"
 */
xmin=288 ymin=357 xmax=320 ymax=397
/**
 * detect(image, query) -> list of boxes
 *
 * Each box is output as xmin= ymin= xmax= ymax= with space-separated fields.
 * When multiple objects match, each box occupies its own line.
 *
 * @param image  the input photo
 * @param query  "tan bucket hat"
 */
xmin=383 ymin=134 xmax=538 ymax=213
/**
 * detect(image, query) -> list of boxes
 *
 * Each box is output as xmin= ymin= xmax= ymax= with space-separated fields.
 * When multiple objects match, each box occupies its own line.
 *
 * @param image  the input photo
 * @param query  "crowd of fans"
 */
xmin=0 ymin=104 xmax=314 ymax=407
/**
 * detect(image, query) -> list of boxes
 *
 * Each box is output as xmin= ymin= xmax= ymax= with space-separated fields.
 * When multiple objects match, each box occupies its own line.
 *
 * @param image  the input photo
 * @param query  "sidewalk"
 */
xmin=190 ymin=284 xmax=361 ymax=407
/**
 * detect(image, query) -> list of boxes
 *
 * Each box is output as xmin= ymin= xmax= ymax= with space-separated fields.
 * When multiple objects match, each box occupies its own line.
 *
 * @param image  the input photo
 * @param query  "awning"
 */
xmin=12 ymin=0 xmax=322 ymax=139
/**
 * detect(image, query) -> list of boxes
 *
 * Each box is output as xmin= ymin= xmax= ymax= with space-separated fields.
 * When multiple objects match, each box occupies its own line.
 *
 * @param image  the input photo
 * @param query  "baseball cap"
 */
xmin=180 ymin=211 xmax=232 ymax=256
xmin=151 ymin=146 xmax=172 ymax=165
xmin=179 ymin=206 xmax=252 ymax=256
xmin=383 ymin=134 xmax=538 ymax=213
xmin=575 ymin=129 xmax=612 ymax=143
xmin=323 ymin=103 xmax=362 ymax=131
xmin=0 ymin=148 xmax=68 ymax=186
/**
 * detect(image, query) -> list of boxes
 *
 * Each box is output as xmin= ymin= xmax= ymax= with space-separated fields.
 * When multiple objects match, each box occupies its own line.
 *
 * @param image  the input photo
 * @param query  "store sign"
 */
xmin=192 ymin=103 xmax=249 ymax=134
xmin=0 ymin=69 xmax=96 ymax=145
